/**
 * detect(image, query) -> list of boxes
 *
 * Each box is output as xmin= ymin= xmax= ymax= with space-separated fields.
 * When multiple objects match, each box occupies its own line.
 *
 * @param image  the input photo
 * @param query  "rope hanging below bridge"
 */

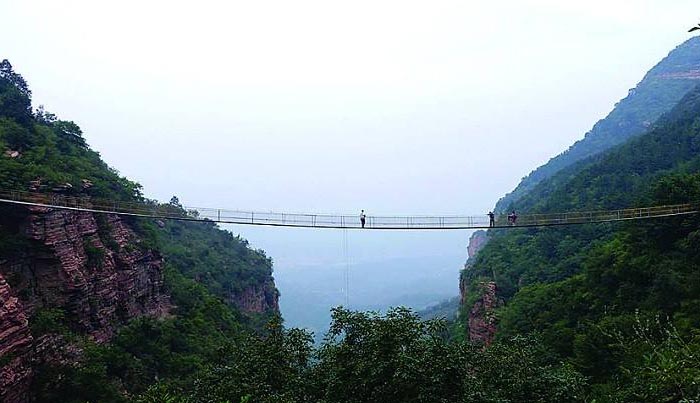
xmin=0 ymin=190 xmax=697 ymax=230
xmin=342 ymin=228 xmax=350 ymax=307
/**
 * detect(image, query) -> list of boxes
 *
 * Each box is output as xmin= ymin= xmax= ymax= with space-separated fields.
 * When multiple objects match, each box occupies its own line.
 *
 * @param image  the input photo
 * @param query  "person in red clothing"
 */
xmin=508 ymin=210 xmax=518 ymax=225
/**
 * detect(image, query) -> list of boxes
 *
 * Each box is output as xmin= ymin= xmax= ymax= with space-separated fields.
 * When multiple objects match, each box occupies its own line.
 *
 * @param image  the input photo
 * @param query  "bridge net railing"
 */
xmin=0 ymin=190 xmax=697 ymax=229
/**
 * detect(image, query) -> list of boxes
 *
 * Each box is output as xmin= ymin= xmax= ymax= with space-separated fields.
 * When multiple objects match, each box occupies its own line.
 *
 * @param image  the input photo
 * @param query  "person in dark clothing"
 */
xmin=509 ymin=210 xmax=518 ymax=225
xmin=360 ymin=210 xmax=366 ymax=228
xmin=488 ymin=211 xmax=495 ymax=227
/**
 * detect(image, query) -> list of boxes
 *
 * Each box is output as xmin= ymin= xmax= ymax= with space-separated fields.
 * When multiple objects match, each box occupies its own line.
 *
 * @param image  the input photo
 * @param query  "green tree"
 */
xmin=0 ymin=59 xmax=31 ymax=100
xmin=0 ymin=60 xmax=33 ymax=124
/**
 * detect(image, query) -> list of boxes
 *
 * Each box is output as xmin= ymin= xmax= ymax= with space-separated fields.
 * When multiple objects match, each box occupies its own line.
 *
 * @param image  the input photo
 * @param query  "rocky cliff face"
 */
xmin=231 ymin=278 xmax=279 ymax=314
xmin=467 ymin=230 xmax=489 ymax=261
xmin=0 ymin=274 xmax=33 ymax=403
xmin=20 ymin=206 xmax=171 ymax=339
xmin=466 ymin=281 xmax=499 ymax=345
xmin=460 ymin=276 xmax=499 ymax=345
xmin=0 ymin=206 xmax=171 ymax=403
xmin=460 ymin=231 xmax=499 ymax=344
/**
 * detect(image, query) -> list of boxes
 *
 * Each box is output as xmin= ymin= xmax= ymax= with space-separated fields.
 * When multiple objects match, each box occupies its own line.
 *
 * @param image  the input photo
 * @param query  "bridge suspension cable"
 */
xmin=0 ymin=190 xmax=697 ymax=230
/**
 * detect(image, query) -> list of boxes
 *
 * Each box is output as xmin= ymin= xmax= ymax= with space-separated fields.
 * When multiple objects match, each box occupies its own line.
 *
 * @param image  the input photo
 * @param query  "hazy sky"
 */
xmin=2 ymin=1 xmax=699 ymax=288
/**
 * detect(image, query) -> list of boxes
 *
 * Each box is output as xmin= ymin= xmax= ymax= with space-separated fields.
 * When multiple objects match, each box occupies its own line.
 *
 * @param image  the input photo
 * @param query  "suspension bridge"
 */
xmin=0 ymin=190 xmax=697 ymax=230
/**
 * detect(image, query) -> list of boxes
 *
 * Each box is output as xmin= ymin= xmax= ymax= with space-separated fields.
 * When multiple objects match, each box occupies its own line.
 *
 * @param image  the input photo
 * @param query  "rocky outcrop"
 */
xmin=460 ymin=229 xmax=490 ymax=305
xmin=19 ymin=207 xmax=170 ymax=340
xmin=459 ymin=231 xmax=498 ymax=345
xmin=231 ymin=279 xmax=279 ymax=314
xmin=0 ymin=206 xmax=171 ymax=403
xmin=467 ymin=281 xmax=499 ymax=345
xmin=460 ymin=247 xmax=500 ymax=345
xmin=467 ymin=230 xmax=489 ymax=261
xmin=460 ymin=231 xmax=498 ymax=344
xmin=0 ymin=274 xmax=33 ymax=403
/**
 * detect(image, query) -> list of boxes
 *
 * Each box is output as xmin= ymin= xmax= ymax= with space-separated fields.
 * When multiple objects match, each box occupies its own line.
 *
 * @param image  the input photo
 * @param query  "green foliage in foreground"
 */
xmin=129 ymin=307 xmax=700 ymax=402
xmin=30 ymin=306 xmax=589 ymax=403
xmin=124 ymin=308 xmax=585 ymax=403
xmin=30 ymin=305 xmax=700 ymax=402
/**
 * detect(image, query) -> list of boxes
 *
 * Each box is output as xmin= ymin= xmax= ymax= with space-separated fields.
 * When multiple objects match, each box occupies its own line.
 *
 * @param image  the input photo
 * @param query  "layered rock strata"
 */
xmin=0 ymin=207 xmax=170 ymax=403
xmin=0 ymin=274 xmax=33 ymax=403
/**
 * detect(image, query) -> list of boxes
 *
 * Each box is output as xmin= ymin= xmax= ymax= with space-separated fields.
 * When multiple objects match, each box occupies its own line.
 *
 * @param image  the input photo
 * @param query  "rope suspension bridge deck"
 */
xmin=0 ymin=190 xmax=697 ymax=230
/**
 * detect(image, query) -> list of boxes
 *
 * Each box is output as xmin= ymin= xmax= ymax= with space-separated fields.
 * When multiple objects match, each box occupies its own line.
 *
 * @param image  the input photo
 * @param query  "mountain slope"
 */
xmin=460 ymin=79 xmax=700 ymax=400
xmin=466 ymin=83 xmax=700 ymax=294
xmin=496 ymin=37 xmax=700 ymax=212
xmin=0 ymin=60 xmax=279 ymax=402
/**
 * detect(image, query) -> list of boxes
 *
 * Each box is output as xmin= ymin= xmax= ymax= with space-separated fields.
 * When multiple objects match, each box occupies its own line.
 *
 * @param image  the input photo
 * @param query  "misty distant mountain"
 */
xmin=496 ymin=36 xmax=700 ymax=212
xmin=275 ymin=254 xmax=462 ymax=338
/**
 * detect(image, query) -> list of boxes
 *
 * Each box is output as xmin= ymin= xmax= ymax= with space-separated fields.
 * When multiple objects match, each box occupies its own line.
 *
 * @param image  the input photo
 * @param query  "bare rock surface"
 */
xmin=0 ymin=206 xmax=171 ymax=403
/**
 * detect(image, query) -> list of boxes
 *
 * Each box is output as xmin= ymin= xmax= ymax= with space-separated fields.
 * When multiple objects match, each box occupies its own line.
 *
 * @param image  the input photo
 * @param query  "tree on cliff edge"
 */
xmin=0 ymin=59 xmax=31 ymax=100
xmin=0 ymin=59 xmax=33 ymax=125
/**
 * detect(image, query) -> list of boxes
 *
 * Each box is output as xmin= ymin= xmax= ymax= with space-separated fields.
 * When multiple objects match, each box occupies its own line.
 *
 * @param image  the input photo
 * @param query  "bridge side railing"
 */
xmin=0 ymin=190 xmax=697 ymax=229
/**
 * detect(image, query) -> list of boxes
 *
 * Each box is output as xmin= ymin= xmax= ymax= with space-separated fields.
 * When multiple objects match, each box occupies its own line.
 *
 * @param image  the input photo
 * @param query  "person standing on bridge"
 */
xmin=488 ymin=211 xmax=495 ymax=227
xmin=508 ymin=210 xmax=518 ymax=225
xmin=360 ymin=210 xmax=366 ymax=228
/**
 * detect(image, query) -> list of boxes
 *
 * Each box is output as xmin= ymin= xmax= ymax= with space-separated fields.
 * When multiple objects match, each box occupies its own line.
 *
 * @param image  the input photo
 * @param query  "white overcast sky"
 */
xmin=2 ymin=1 xmax=699 ymax=271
